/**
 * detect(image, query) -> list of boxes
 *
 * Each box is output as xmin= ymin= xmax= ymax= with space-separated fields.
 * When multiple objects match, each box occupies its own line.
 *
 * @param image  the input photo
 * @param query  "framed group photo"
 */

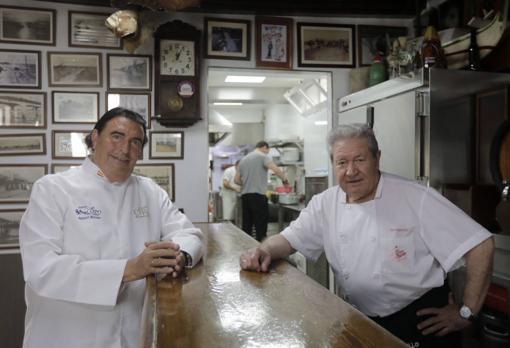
xmin=69 ymin=11 xmax=122 ymax=49
xmin=48 ymin=52 xmax=102 ymax=87
xmin=51 ymin=163 xmax=80 ymax=174
xmin=0 ymin=6 xmax=56 ymax=45
xmin=204 ymin=18 xmax=251 ymax=60
xmin=0 ymin=209 xmax=25 ymax=249
xmin=255 ymin=17 xmax=293 ymax=69
xmin=0 ymin=91 xmax=46 ymax=128
xmin=149 ymin=131 xmax=184 ymax=159
xmin=0 ymin=50 xmax=41 ymax=89
xmin=52 ymin=91 xmax=99 ymax=124
xmin=133 ymin=164 xmax=175 ymax=201
xmin=357 ymin=25 xmax=408 ymax=66
xmin=107 ymin=54 xmax=152 ymax=91
xmin=0 ymin=133 xmax=46 ymax=156
xmin=0 ymin=164 xmax=47 ymax=204
xmin=106 ymin=92 xmax=151 ymax=128
xmin=297 ymin=22 xmax=355 ymax=68
xmin=52 ymin=130 xmax=89 ymax=159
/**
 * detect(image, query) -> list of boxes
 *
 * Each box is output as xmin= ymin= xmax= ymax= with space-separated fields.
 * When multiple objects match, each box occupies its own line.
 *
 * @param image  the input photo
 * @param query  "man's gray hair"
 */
xmin=327 ymin=123 xmax=379 ymax=158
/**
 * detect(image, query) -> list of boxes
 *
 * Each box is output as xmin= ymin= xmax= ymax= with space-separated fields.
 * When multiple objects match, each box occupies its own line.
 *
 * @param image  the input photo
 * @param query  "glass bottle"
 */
xmin=421 ymin=25 xmax=447 ymax=69
xmin=467 ymin=29 xmax=480 ymax=70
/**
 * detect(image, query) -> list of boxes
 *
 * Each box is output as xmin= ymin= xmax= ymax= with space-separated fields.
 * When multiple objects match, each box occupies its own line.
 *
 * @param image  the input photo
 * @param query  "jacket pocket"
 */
xmin=381 ymin=227 xmax=415 ymax=274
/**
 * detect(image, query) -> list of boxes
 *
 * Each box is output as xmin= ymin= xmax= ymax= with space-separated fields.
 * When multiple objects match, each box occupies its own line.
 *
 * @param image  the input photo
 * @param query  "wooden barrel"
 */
xmin=490 ymin=120 xmax=510 ymax=187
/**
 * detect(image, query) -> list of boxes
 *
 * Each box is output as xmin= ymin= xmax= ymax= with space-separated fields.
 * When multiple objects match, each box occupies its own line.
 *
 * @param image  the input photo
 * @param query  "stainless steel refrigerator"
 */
xmin=337 ymin=68 xmax=510 ymax=189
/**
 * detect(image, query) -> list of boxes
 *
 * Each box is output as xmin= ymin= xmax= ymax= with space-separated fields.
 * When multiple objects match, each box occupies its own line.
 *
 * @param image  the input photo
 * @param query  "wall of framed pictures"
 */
xmin=0 ymin=0 xmax=412 ymax=228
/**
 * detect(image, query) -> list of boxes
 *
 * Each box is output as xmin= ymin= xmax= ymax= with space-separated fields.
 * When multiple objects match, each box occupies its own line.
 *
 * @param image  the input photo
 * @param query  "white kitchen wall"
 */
xmin=264 ymin=104 xmax=302 ymax=141
xmin=0 ymin=0 xmax=413 ymax=223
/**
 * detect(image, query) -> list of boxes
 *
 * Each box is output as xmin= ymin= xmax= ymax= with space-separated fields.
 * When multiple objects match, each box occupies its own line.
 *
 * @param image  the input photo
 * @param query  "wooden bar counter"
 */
xmin=140 ymin=222 xmax=406 ymax=347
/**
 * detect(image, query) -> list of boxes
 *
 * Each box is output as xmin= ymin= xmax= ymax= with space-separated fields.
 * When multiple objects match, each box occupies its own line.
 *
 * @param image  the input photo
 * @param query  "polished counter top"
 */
xmin=140 ymin=222 xmax=406 ymax=347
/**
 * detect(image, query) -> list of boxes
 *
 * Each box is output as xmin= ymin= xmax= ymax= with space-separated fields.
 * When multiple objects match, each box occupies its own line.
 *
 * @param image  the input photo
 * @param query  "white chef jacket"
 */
xmin=281 ymin=172 xmax=491 ymax=317
xmin=221 ymin=166 xmax=240 ymax=220
xmin=19 ymin=158 xmax=204 ymax=348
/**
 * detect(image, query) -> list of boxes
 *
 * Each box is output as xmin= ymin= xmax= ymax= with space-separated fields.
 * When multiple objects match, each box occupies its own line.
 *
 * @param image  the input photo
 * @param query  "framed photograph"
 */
xmin=106 ymin=92 xmax=151 ymax=128
xmin=133 ymin=164 xmax=175 ymax=201
xmin=0 ymin=91 xmax=46 ymax=128
xmin=0 ymin=50 xmax=41 ymax=89
xmin=48 ymin=52 xmax=102 ymax=87
xmin=204 ymin=18 xmax=251 ymax=60
xmin=52 ymin=130 xmax=89 ymax=159
xmin=149 ymin=131 xmax=184 ymax=159
xmin=256 ymin=17 xmax=293 ymax=69
xmin=52 ymin=91 xmax=99 ymax=124
xmin=0 ymin=6 xmax=56 ymax=45
xmin=69 ymin=11 xmax=122 ymax=49
xmin=0 ymin=133 xmax=46 ymax=156
xmin=297 ymin=22 xmax=355 ymax=68
xmin=107 ymin=54 xmax=152 ymax=91
xmin=357 ymin=25 xmax=408 ymax=67
xmin=51 ymin=163 xmax=80 ymax=174
xmin=0 ymin=164 xmax=47 ymax=204
xmin=0 ymin=209 xmax=24 ymax=248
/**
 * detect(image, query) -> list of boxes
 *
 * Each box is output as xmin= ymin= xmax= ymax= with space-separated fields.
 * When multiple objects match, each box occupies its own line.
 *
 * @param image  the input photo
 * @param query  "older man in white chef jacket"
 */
xmin=19 ymin=107 xmax=204 ymax=348
xmin=240 ymin=123 xmax=494 ymax=348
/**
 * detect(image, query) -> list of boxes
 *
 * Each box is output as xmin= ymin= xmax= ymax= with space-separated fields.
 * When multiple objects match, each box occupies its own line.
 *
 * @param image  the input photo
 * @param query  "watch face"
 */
xmin=160 ymin=39 xmax=195 ymax=76
xmin=459 ymin=305 xmax=472 ymax=319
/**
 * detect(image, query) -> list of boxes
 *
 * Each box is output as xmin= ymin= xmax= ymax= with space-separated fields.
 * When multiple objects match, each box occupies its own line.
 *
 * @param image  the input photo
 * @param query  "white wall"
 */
xmin=264 ymin=104 xmax=303 ymax=141
xmin=0 ymin=0 xmax=413 ymax=223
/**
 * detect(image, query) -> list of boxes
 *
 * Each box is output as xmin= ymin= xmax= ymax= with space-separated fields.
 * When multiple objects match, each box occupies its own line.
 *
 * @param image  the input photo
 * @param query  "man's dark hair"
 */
xmin=255 ymin=141 xmax=269 ymax=149
xmin=84 ymin=107 xmax=147 ymax=149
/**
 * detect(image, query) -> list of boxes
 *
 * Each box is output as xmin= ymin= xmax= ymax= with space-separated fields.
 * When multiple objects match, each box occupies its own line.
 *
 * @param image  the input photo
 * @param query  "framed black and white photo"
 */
xmin=0 ymin=209 xmax=24 ymax=248
xmin=0 ymin=50 xmax=41 ymax=89
xmin=107 ymin=54 xmax=152 ymax=91
xmin=48 ymin=52 xmax=102 ymax=87
xmin=106 ymin=92 xmax=151 ymax=128
xmin=357 ymin=25 xmax=408 ymax=67
xmin=0 ymin=133 xmax=46 ymax=156
xmin=297 ymin=22 xmax=355 ymax=68
xmin=0 ymin=6 xmax=55 ymax=45
xmin=51 ymin=163 xmax=79 ymax=173
xmin=52 ymin=91 xmax=99 ymax=124
xmin=149 ymin=131 xmax=183 ymax=159
xmin=0 ymin=91 xmax=46 ymax=128
xmin=133 ymin=164 xmax=175 ymax=201
xmin=0 ymin=164 xmax=47 ymax=204
xmin=69 ymin=11 xmax=122 ymax=49
xmin=204 ymin=18 xmax=251 ymax=60
xmin=52 ymin=130 xmax=89 ymax=159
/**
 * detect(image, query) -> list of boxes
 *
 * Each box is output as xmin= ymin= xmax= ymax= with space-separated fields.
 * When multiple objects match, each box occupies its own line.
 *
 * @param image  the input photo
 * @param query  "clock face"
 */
xmin=160 ymin=39 xmax=195 ymax=76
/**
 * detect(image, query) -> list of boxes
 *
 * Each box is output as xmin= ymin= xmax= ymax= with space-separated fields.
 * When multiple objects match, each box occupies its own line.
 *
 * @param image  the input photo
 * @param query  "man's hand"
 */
xmin=123 ymin=241 xmax=186 ymax=282
xmin=416 ymin=293 xmax=471 ymax=336
xmin=239 ymin=247 xmax=272 ymax=272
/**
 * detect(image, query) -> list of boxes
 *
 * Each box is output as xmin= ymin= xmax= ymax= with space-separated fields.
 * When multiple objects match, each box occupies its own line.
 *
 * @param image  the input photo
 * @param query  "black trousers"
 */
xmin=241 ymin=193 xmax=268 ymax=241
xmin=369 ymin=283 xmax=462 ymax=348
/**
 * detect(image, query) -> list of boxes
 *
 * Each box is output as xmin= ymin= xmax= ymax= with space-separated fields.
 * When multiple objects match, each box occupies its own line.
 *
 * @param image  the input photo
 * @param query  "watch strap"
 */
xmin=181 ymin=251 xmax=192 ymax=267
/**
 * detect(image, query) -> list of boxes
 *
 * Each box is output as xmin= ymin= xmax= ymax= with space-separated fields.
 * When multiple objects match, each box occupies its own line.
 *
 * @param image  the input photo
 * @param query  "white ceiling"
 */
xmin=207 ymin=68 xmax=328 ymax=126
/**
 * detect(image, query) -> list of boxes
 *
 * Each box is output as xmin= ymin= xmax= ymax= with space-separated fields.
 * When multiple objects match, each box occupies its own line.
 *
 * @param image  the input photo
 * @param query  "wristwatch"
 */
xmin=459 ymin=304 xmax=475 ymax=321
xmin=181 ymin=251 xmax=192 ymax=267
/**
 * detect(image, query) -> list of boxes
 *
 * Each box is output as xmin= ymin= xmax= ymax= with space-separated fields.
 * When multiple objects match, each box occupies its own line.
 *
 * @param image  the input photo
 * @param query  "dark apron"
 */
xmin=369 ymin=283 xmax=462 ymax=348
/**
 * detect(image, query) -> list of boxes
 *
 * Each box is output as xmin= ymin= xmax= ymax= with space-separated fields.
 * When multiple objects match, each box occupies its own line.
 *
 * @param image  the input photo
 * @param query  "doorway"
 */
xmin=206 ymin=67 xmax=332 ymax=224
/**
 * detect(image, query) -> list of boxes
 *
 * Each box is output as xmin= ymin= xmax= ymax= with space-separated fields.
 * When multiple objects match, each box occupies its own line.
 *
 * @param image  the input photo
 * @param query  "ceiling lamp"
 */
xmin=225 ymin=76 xmax=266 ymax=83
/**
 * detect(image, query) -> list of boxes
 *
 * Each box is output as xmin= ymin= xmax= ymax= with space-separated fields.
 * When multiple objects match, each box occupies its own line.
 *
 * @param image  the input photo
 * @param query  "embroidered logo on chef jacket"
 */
xmin=133 ymin=206 xmax=149 ymax=218
xmin=75 ymin=206 xmax=102 ymax=220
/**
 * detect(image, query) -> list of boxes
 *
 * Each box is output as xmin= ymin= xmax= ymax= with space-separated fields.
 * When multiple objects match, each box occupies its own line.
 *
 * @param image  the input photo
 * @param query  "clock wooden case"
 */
xmin=154 ymin=20 xmax=201 ymax=127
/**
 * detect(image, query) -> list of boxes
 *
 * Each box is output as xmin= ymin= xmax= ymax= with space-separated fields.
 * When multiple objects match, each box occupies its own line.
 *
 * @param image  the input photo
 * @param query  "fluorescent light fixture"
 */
xmin=213 ymin=102 xmax=243 ymax=106
xmin=225 ymin=75 xmax=266 ymax=83
xmin=314 ymin=120 xmax=328 ymax=126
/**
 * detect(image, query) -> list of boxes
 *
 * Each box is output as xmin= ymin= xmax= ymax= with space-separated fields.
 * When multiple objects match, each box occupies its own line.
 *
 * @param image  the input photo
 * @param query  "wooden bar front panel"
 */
xmin=140 ymin=222 xmax=406 ymax=347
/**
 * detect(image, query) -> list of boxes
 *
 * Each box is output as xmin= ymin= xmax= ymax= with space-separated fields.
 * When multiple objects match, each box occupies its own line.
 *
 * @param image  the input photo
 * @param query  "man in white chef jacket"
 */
xmin=221 ymin=160 xmax=241 ymax=221
xmin=239 ymin=123 xmax=494 ymax=348
xmin=19 ymin=107 xmax=204 ymax=348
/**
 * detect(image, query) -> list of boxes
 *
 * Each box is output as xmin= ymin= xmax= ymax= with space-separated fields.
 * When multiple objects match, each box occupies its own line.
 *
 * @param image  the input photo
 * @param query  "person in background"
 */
xmin=239 ymin=123 xmax=494 ymax=348
xmin=19 ymin=107 xmax=204 ymax=348
xmin=222 ymin=160 xmax=241 ymax=221
xmin=235 ymin=141 xmax=289 ymax=241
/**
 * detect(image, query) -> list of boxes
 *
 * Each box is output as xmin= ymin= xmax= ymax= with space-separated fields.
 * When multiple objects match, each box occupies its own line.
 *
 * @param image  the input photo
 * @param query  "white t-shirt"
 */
xmin=20 ymin=158 xmax=204 ymax=348
xmin=281 ymin=172 xmax=491 ymax=317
